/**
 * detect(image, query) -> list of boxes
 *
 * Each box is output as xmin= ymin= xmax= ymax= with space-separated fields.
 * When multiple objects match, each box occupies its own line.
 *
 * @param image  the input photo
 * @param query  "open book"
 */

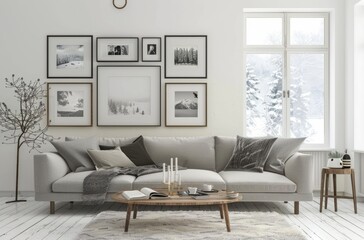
xmin=122 ymin=188 xmax=169 ymax=200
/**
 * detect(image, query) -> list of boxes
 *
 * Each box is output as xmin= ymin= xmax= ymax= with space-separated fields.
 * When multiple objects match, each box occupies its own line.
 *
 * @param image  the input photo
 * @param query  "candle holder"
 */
xmin=168 ymin=182 xmax=178 ymax=196
xmin=163 ymin=157 xmax=182 ymax=196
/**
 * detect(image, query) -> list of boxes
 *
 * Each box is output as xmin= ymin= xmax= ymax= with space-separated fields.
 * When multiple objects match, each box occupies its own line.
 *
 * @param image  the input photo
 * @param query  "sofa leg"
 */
xmin=50 ymin=201 xmax=55 ymax=214
xmin=294 ymin=201 xmax=299 ymax=214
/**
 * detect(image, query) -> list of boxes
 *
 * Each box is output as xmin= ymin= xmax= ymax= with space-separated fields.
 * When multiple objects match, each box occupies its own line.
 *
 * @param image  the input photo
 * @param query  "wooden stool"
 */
xmin=319 ymin=168 xmax=357 ymax=214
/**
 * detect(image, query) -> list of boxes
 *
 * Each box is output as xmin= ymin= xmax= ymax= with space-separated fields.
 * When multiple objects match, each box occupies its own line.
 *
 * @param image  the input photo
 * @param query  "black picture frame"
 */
xmin=97 ymin=65 xmax=161 ymax=127
xmin=96 ymin=37 xmax=139 ymax=62
xmin=142 ymin=37 xmax=162 ymax=62
xmin=47 ymin=35 xmax=93 ymax=79
xmin=164 ymin=35 xmax=207 ymax=79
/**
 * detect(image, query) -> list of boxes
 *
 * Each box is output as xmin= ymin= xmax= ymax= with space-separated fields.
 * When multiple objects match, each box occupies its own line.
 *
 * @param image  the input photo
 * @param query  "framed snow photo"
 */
xmin=97 ymin=66 xmax=161 ymax=126
xmin=47 ymin=35 xmax=93 ymax=78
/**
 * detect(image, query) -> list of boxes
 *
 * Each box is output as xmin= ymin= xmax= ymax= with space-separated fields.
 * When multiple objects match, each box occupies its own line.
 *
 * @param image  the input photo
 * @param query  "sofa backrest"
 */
xmin=214 ymin=136 xmax=236 ymax=172
xmin=143 ymin=136 xmax=216 ymax=171
xmin=66 ymin=136 xmax=221 ymax=171
xmin=99 ymin=137 xmax=138 ymax=146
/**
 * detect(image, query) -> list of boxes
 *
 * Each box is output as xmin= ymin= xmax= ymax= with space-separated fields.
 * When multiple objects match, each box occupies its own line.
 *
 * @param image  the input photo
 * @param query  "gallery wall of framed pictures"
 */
xmin=46 ymin=34 xmax=208 ymax=127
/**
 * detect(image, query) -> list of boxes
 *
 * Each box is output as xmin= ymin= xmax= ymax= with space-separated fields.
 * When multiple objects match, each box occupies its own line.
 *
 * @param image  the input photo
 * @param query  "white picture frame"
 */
xmin=165 ymin=83 xmax=207 ymax=127
xmin=47 ymin=83 xmax=93 ymax=126
xmin=97 ymin=66 xmax=161 ymax=126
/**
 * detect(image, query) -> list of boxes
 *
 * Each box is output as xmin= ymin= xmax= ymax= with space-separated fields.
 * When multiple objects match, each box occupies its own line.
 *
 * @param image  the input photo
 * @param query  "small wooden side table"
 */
xmin=319 ymin=168 xmax=357 ymax=214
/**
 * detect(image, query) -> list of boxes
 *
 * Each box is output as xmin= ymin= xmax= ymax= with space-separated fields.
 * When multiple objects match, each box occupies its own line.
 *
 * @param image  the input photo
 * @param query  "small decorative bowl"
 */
xmin=226 ymin=191 xmax=239 ymax=199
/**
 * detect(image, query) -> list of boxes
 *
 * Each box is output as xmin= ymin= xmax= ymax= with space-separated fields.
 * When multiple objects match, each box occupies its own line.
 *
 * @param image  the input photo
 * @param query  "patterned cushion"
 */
xmin=225 ymin=136 xmax=277 ymax=172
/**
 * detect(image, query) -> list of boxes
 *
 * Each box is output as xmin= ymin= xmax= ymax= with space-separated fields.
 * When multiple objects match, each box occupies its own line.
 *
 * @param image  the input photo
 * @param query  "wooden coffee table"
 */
xmin=112 ymin=191 xmax=241 ymax=232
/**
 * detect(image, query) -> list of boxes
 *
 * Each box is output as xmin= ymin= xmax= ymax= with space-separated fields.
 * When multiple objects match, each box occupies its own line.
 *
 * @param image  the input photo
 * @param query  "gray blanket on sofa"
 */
xmin=82 ymin=165 xmax=163 ymax=205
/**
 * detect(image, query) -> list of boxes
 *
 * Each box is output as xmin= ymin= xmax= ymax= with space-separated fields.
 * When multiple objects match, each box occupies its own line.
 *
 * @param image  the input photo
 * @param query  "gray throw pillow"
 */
xmin=225 ymin=136 xmax=277 ymax=172
xmin=51 ymin=137 xmax=99 ymax=172
xmin=87 ymin=147 xmax=136 ymax=170
xmin=264 ymin=137 xmax=306 ymax=175
xmin=99 ymin=136 xmax=155 ymax=166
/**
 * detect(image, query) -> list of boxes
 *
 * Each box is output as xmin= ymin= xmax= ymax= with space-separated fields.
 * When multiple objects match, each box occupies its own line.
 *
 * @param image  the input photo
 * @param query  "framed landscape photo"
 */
xmin=142 ymin=37 xmax=161 ymax=62
xmin=97 ymin=66 xmax=161 ymax=126
xmin=47 ymin=83 xmax=93 ymax=127
xmin=165 ymin=83 xmax=207 ymax=127
xmin=47 ymin=35 xmax=93 ymax=78
xmin=164 ymin=35 xmax=207 ymax=78
xmin=96 ymin=37 xmax=139 ymax=62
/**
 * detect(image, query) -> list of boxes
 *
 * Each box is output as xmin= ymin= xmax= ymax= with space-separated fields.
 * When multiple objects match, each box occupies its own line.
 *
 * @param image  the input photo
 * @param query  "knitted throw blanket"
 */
xmin=82 ymin=165 xmax=163 ymax=205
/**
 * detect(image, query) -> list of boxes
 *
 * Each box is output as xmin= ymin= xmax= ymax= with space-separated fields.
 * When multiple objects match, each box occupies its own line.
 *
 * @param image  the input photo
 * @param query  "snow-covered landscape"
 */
xmin=56 ymin=45 xmax=84 ymax=69
xmin=174 ymin=91 xmax=198 ymax=118
xmin=175 ymin=98 xmax=198 ymax=117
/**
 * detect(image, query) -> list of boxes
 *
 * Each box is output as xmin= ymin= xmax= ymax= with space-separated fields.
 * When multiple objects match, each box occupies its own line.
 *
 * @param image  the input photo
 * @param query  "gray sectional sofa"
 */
xmin=34 ymin=136 xmax=313 ymax=214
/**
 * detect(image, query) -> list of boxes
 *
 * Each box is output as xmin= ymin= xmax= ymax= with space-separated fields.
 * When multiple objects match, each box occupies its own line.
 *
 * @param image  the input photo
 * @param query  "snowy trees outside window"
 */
xmin=244 ymin=13 xmax=329 ymax=146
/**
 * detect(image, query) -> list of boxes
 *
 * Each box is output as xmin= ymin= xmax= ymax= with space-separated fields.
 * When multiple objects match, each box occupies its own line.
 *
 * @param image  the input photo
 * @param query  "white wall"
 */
xmin=0 ymin=0 xmax=346 ymax=193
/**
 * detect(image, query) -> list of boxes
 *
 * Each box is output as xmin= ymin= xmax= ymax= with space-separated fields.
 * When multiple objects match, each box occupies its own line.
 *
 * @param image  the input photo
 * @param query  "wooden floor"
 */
xmin=0 ymin=197 xmax=362 ymax=240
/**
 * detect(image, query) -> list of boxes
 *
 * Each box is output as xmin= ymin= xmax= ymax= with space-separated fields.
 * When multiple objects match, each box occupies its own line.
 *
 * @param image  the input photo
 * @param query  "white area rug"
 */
xmin=78 ymin=211 xmax=307 ymax=240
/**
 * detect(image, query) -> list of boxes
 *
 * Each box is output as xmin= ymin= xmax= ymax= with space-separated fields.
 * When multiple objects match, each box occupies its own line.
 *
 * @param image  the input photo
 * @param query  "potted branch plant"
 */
xmin=327 ymin=151 xmax=344 ymax=168
xmin=0 ymin=75 xmax=57 ymax=203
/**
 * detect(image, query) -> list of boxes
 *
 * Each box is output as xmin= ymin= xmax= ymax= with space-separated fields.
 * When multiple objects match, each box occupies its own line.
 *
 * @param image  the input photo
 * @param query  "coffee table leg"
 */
xmin=133 ymin=205 xmax=138 ymax=219
xmin=219 ymin=205 xmax=224 ymax=219
xmin=222 ymin=204 xmax=231 ymax=232
xmin=125 ymin=204 xmax=133 ymax=232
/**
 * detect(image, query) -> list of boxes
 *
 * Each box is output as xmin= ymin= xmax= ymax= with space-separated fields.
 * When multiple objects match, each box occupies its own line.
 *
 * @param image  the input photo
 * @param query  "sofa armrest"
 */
xmin=34 ymin=152 xmax=70 ymax=194
xmin=285 ymin=152 xmax=313 ymax=194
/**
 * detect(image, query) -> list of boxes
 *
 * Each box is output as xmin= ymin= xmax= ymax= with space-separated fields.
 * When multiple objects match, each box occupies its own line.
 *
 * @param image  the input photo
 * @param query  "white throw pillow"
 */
xmin=87 ymin=147 xmax=136 ymax=170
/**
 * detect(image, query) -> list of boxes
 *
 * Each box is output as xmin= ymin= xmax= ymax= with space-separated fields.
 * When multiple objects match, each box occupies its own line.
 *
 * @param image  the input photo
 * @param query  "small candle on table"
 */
xmin=178 ymin=173 xmax=182 ymax=186
xmin=175 ymin=157 xmax=178 ymax=174
xmin=170 ymin=158 xmax=174 ymax=183
xmin=162 ymin=163 xmax=166 ymax=183
xmin=168 ymin=166 xmax=171 ymax=184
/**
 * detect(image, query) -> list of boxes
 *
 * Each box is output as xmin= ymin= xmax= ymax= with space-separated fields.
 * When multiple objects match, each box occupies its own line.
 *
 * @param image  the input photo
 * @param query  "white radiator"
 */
xmin=300 ymin=151 xmax=330 ymax=191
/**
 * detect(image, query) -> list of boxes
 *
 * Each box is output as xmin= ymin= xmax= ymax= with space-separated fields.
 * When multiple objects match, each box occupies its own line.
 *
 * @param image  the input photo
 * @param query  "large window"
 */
xmin=244 ymin=13 xmax=329 ymax=148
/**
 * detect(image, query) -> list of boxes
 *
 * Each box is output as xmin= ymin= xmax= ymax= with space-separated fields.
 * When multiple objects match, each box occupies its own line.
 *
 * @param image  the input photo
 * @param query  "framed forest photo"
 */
xmin=164 ymin=35 xmax=207 ymax=78
xmin=47 ymin=35 xmax=93 ymax=78
xmin=47 ymin=83 xmax=93 ymax=126
xmin=97 ymin=66 xmax=161 ymax=126
xmin=96 ymin=37 xmax=139 ymax=62
xmin=165 ymin=83 xmax=207 ymax=126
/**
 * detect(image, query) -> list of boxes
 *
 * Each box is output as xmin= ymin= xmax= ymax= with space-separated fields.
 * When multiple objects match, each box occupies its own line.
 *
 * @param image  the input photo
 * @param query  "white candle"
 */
xmin=168 ymin=166 xmax=171 ymax=184
xmin=163 ymin=163 xmax=166 ymax=183
xmin=175 ymin=157 xmax=178 ymax=175
xmin=170 ymin=158 xmax=174 ymax=183
xmin=178 ymin=173 xmax=182 ymax=186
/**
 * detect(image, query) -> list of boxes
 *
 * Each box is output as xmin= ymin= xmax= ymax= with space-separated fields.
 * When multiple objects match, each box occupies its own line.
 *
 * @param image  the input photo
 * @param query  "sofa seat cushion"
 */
xmin=133 ymin=169 xmax=226 ymax=190
xmin=219 ymin=171 xmax=296 ymax=193
xmin=52 ymin=171 xmax=135 ymax=193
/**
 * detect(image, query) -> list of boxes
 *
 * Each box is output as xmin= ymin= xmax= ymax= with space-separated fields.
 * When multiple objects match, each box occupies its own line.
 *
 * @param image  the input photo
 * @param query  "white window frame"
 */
xmin=243 ymin=12 xmax=330 ymax=149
